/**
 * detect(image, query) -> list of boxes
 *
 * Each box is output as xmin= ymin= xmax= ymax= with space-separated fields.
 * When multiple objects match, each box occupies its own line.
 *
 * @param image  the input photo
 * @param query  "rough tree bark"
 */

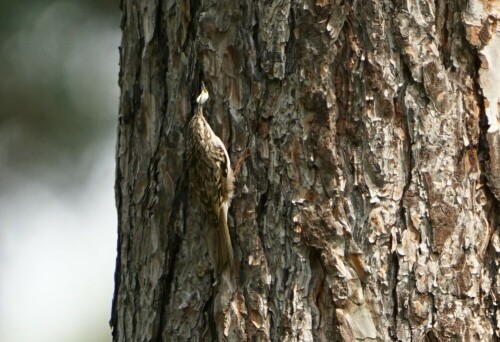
xmin=111 ymin=0 xmax=500 ymax=340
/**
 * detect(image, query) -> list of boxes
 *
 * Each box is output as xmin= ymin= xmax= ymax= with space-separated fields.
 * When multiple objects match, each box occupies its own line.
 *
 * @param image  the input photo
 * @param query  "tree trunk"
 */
xmin=111 ymin=0 xmax=500 ymax=340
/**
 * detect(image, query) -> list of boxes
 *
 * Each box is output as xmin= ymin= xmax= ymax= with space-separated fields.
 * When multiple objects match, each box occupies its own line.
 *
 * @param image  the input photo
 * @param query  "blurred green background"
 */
xmin=0 ymin=0 xmax=120 ymax=341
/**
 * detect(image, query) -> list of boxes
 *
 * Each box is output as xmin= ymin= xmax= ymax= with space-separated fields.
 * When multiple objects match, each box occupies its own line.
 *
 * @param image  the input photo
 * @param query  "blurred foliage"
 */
xmin=0 ymin=1 xmax=120 ymax=342
xmin=0 ymin=0 xmax=120 ymax=189
xmin=0 ymin=0 xmax=118 ymax=32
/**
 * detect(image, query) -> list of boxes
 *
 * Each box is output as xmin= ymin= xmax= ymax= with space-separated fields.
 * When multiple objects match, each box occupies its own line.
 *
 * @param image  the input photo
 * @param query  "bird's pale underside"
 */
xmin=187 ymin=85 xmax=235 ymax=274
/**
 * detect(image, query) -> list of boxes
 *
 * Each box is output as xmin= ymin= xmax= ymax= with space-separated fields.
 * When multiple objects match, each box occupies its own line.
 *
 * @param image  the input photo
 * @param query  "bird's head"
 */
xmin=196 ymin=82 xmax=209 ymax=105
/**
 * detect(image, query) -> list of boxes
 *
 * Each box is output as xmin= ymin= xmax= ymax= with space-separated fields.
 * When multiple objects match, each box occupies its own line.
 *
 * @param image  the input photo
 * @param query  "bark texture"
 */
xmin=112 ymin=0 xmax=500 ymax=340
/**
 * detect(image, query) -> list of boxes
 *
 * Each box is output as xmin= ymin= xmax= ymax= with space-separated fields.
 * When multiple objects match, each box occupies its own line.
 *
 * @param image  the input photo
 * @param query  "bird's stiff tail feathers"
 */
xmin=213 ymin=206 xmax=235 ymax=274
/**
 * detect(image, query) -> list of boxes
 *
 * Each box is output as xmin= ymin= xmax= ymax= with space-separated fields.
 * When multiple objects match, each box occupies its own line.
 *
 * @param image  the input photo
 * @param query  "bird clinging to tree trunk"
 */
xmin=187 ymin=83 xmax=235 ymax=274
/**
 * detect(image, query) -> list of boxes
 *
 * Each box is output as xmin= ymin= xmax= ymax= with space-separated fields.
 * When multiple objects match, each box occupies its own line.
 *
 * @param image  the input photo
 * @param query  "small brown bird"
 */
xmin=187 ymin=83 xmax=235 ymax=273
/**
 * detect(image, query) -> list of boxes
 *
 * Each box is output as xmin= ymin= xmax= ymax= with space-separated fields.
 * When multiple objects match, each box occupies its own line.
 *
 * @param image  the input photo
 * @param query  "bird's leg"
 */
xmin=233 ymin=148 xmax=251 ymax=178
